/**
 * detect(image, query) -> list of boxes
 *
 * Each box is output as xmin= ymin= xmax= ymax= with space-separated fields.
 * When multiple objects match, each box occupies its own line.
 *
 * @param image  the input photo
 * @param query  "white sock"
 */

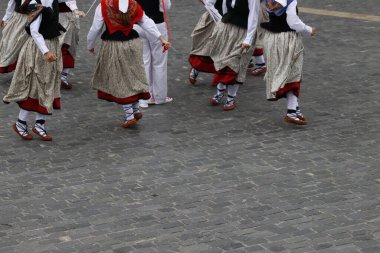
xmin=18 ymin=109 xmax=30 ymax=122
xmin=35 ymin=113 xmax=46 ymax=122
xmin=35 ymin=113 xmax=47 ymax=134
xmin=122 ymin=104 xmax=134 ymax=121
xmin=15 ymin=120 xmax=29 ymax=136
xmin=286 ymin=92 xmax=298 ymax=111
xmin=255 ymin=55 xmax=265 ymax=65
xmin=216 ymin=83 xmax=226 ymax=96
xmin=62 ymin=68 xmax=70 ymax=75
xmin=132 ymin=102 xmax=140 ymax=114
xmin=61 ymin=69 xmax=69 ymax=83
xmin=227 ymin=84 xmax=239 ymax=102
xmin=34 ymin=120 xmax=49 ymax=136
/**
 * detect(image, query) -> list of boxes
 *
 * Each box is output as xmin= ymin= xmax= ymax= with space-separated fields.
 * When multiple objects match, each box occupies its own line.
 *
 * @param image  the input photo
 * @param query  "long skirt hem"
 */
xmin=17 ymin=97 xmax=61 ymax=115
xmin=97 ymin=91 xmax=150 ymax=105
xmin=0 ymin=62 xmax=17 ymax=73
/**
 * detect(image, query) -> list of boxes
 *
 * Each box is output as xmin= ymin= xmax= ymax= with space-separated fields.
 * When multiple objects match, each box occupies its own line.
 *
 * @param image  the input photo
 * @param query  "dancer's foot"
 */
xmin=189 ymin=68 xmax=199 ymax=85
xmin=248 ymin=64 xmax=266 ymax=76
xmin=12 ymin=121 xmax=33 ymax=140
xmin=223 ymin=99 xmax=236 ymax=111
xmin=32 ymin=122 xmax=53 ymax=141
xmin=284 ymin=112 xmax=307 ymax=125
xmin=121 ymin=118 xmax=137 ymax=128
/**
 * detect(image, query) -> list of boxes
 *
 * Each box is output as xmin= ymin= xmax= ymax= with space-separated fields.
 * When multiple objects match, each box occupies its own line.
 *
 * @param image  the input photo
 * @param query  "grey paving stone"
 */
xmin=0 ymin=0 xmax=380 ymax=252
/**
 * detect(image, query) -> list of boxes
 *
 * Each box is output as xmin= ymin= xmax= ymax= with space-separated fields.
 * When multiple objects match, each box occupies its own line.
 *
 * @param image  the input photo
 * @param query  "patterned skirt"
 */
xmin=263 ymin=31 xmax=304 ymax=100
xmin=91 ymin=39 xmax=150 ymax=104
xmin=190 ymin=12 xmax=216 ymax=56
xmin=3 ymin=38 xmax=62 ymax=114
xmin=0 ymin=13 xmax=29 ymax=73
xmin=209 ymin=22 xmax=254 ymax=84
xmin=255 ymin=2 xmax=270 ymax=50
xmin=59 ymin=12 xmax=80 ymax=68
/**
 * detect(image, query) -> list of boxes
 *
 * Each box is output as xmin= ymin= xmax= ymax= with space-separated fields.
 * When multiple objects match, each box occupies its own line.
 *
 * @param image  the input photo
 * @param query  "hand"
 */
xmin=74 ymin=9 xmax=86 ymax=17
xmin=159 ymin=37 xmax=172 ymax=51
xmin=89 ymin=48 xmax=95 ymax=54
xmin=311 ymin=26 xmax=317 ymax=36
xmin=241 ymin=43 xmax=251 ymax=49
xmin=44 ymin=51 xmax=57 ymax=62
xmin=162 ymin=41 xmax=172 ymax=50
xmin=0 ymin=20 xmax=5 ymax=28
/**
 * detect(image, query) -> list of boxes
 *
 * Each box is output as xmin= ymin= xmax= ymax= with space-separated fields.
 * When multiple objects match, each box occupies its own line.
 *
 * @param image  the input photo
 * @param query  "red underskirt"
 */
xmin=274 ymin=81 xmax=301 ymax=100
xmin=212 ymin=67 xmax=238 ymax=85
xmin=97 ymin=91 xmax=151 ymax=105
xmin=0 ymin=62 xmax=17 ymax=73
xmin=16 ymin=97 xmax=61 ymax=115
xmin=62 ymin=44 xmax=75 ymax=68
xmin=253 ymin=48 xmax=264 ymax=56
xmin=189 ymin=55 xmax=238 ymax=85
xmin=189 ymin=55 xmax=216 ymax=74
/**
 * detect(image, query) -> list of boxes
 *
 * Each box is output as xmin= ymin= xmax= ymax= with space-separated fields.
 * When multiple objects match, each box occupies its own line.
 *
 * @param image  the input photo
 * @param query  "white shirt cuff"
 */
xmin=305 ymin=25 xmax=313 ymax=34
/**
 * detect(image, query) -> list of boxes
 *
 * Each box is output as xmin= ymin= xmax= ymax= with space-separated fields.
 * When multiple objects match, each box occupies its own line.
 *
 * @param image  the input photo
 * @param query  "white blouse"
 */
xmin=87 ymin=4 xmax=162 ymax=50
xmin=244 ymin=0 xmax=260 ymax=45
xmin=2 ymin=0 xmax=26 ymax=22
xmin=286 ymin=0 xmax=312 ymax=34
xmin=205 ymin=0 xmax=225 ymax=22
xmin=205 ymin=0 xmax=260 ymax=45
xmin=30 ymin=0 xmax=54 ymax=54
xmin=58 ymin=0 xmax=78 ymax=11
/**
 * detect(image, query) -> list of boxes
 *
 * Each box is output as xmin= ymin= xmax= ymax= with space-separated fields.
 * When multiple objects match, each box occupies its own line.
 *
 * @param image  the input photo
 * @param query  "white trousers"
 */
xmin=135 ymin=23 xmax=168 ymax=104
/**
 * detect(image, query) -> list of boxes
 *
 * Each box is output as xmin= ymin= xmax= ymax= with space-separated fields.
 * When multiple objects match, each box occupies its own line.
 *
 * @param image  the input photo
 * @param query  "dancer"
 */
xmin=0 ymin=0 xmax=31 ymax=73
xmin=87 ymin=0 xmax=171 ymax=128
xmin=58 ymin=0 xmax=85 ymax=89
xmin=188 ymin=0 xmax=224 ymax=85
xmin=135 ymin=0 xmax=173 ymax=108
xmin=261 ymin=0 xmax=316 ymax=125
xmin=3 ymin=0 xmax=66 ymax=141
xmin=247 ymin=0 xmax=268 ymax=76
xmin=207 ymin=0 xmax=260 ymax=111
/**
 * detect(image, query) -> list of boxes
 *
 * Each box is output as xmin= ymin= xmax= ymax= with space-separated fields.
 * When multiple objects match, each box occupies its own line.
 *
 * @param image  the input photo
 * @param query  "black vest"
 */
xmin=38 ymin=0 xmax=66 ymax=39
xmin=15 ymin=0 xmax=30 ymax=14
xmin=101 ymin=27 xmax=140 ymax=41
xmin=15 ymin=0 xmax=22 ymax=13
xmin=136 ymin=0 xmax=164 ymax=24
xmin=222 ymin=0 xmax=249 ymax=29
xmin=58 ymin=2 xmax=71 ymax=12
xmin=215 ymin=0 xmax=223 ymax=16
xmin=261 ymin=8 xmax=298 ymax=33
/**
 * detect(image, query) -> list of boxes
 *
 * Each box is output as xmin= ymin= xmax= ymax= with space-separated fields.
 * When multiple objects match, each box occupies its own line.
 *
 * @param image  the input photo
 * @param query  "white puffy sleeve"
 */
xmin=87 ymin=4 xmax=104 ymax=49
xmin=243 ymin=0 xmax=260 ymax=45
xmin=286 ymin=0 xmax=312 ymax=34
xmin=59 ymin=0 xmax=78 ymax=11
xmin=30 ymin=15 xmax=49 ymax=54
xmin=2 ymin=0 xmax=16 ymax=22
xmin=137 ymin=13 xmax=161 ymax=40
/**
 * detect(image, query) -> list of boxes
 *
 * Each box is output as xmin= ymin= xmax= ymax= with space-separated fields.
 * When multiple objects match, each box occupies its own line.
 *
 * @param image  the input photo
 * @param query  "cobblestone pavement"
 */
xmin=0 ymin=1 xmax=379 ymax=252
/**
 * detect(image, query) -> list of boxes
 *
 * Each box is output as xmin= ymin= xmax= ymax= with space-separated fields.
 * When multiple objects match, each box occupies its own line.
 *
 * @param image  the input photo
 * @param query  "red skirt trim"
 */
xmin=97 ymin=91 xmax=151 ymax=105
xmin=212 ymin=67 xmax=238 ymax=85
xmin=189 ymin=55 xmax=216 ymax=74
xmin=17 ymin=97 xmax=61 ymax=115
xmin=0 ymin=62 xmax=17 ymax=73
xmin=62 ymin=44 xmax=75 ymax=68
xmin=253 ymin=48 xmax=264 ymax=56
xmin=275 ymin=81 xmax=301 ymax=99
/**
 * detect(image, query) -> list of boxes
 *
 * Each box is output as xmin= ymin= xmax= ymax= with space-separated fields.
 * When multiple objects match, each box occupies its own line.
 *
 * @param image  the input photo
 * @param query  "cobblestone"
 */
xmin=0 ymin=0 xmax=380 ymax=252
